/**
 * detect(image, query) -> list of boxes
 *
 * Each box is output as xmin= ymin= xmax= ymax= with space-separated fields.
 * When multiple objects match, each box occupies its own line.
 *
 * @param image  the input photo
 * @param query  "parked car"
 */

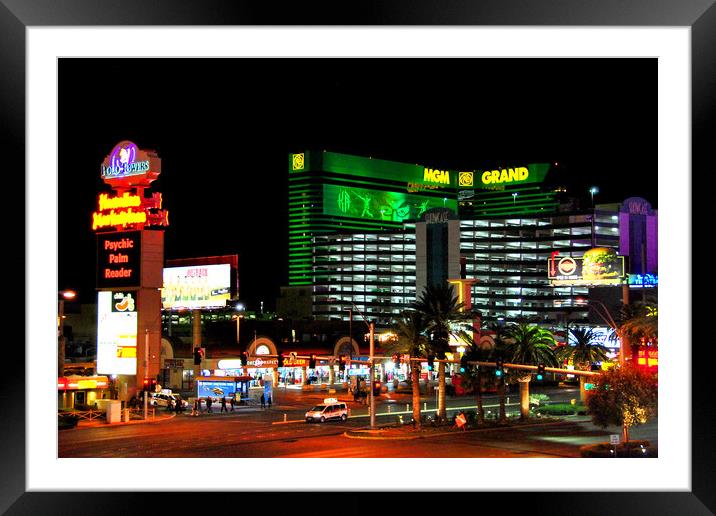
xmin=149 ymin=392 xmax=188 ymax=409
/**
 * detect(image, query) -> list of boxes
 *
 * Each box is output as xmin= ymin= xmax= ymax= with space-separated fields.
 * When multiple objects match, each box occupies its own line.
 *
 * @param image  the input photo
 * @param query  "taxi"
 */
xmin=305 ymin=398 xmax=350 ymax=423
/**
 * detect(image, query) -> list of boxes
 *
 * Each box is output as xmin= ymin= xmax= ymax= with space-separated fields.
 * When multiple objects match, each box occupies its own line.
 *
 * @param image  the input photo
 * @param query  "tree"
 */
xmin=586 ymin=364 xmax=658 ymax=444
xmin=501 ymin=323 xmax=558 ymax=420
xmin=457 ymin=328 xmax=494 ymax=425
xmin=387 ymin=310 xmax=429 ymax=428
xmin=413 ymin=283 xmax=470 ymax=422
xmin=556 ymin=327 xmax=610 ymax=402
xmin=619 ymin=301 xmax=658 ymax=354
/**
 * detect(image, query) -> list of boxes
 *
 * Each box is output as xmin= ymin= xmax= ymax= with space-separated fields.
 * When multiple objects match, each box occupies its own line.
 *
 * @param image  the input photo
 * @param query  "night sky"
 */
xmin=58 ymin=58 xmax=657 ymax=310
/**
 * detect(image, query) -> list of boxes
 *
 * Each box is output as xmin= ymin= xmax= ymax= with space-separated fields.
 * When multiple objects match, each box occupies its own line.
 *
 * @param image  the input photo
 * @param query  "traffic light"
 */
xmin=427 ymin=354 xmax=435 ymax=371
xmin=536 ymin=363 xmax=545 ymax=381
xmin=495 ymin=358 xmax=504 ymax=377
xmin=460 ymin=355 xmax=469 ymax=373
xmin=392 ymin=354 xmax=400 ymax=365
xmin=193 ymin=347 xmax=202 ymax=365
xmin=277 ymin=354 xmax=284 ymax=368
xmin=309 ymin=354 xmax=317 ymax=369
xmin=142 ymin=378 xmax=150 ymax=392
xmin=149 ymin=378 xmax=157 ymax=392
xmin=240 ymin=352 xmax=248 ymax=366
xmin=338 ymin=355 xmax=346 ymax=372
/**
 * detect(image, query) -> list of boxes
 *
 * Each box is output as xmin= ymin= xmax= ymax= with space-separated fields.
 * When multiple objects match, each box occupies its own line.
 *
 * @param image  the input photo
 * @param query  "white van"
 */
xmin=305 ymin=398 xmax=350 ymax=423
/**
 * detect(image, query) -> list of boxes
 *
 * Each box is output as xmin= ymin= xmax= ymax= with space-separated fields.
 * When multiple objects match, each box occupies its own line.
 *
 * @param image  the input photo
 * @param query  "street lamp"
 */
xmin=589 ymin=186 xmax=599 ymax=206
xmin=349 ymin=302 xmax=376 ymax=429
xmin=512 ymin=192 xmax=518 ymax=206
xmin=58 ymin=290 xmax=76 ymax=378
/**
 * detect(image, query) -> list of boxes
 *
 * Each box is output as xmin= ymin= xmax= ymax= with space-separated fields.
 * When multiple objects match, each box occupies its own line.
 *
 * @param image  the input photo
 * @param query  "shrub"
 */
xmin=535 ymin=403 xmax=588 ymax=416
xmin=58 ymin=412 xmax=80 ymax=430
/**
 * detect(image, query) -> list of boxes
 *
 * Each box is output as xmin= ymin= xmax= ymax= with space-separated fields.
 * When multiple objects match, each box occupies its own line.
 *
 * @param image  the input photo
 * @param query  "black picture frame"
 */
xmin=4 ymin=1 xmax=712 ymax=514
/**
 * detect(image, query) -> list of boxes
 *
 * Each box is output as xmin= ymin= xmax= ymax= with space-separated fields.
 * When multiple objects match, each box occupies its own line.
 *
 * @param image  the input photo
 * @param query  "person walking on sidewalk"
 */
xmin=220 ymin=396 xmax=227 ymax=413
xmin=267 ymin=394 xmax=272 ymax=409
xmin=192 ymin=398 xmax=199 ymax=417
xmin=230 ymin=395 xmax=236 ymax=412
xmin=260 ymin=393 xmax=266 ymax=409
xmin=206 ymin=396 xmax=213 ymax=413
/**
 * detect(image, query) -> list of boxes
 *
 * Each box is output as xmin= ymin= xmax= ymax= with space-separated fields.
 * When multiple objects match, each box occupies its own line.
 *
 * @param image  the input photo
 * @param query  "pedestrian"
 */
xmin=260 ymin=393 xmax=266 ymax=409
xmin=192 ymin=397 xmax=199 ymax=416
xmin=220 ymin=396 xmax=227 ymax=413
xmin=230 ymin=395 xmax=236 ymax=412
xmin=267 ymin=394 xmax=272 ymax=409
xmin=206 ymin=396 xmax=213 ymax=413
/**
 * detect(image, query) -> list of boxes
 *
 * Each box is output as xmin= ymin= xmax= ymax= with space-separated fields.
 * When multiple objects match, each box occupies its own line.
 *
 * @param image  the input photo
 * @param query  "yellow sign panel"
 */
xmin=481 ymin=167 xmax=529 ymax=185
xmin=77 ymin=379 xmax=98 ymax=389
xmin=292 ymin=153 xmax=305 ymax=170
xmin=458 ymin=171 xmax=474 ymax=187
xmin=116 ymin=346 xmax=137 ymax=358
xmin=423 ymin=168 xmax=450 ymax=185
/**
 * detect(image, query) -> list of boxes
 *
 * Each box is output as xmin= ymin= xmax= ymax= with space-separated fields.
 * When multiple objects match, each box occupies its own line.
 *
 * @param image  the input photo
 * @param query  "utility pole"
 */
xmin=143 ymin=328 xmax=149 ymax=420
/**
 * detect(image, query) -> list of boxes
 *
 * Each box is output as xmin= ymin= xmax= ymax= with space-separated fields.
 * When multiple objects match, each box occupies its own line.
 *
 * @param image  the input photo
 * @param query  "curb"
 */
xmin=75 ymin=413 xmax=176 ymax=428
xmin=342 ymin=418 xmax=568 ymax=441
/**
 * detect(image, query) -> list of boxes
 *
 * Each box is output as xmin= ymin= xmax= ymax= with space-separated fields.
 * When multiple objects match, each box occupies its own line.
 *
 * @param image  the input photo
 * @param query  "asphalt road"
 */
xmin=58 ymin=385 xmax=657 ymax=458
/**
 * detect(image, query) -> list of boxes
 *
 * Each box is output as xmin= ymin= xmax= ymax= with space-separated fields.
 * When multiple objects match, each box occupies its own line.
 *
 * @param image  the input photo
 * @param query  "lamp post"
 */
xmin=58 ymin=290 xmax=76 ymax=378
xmin=589 ymin=186 xmax=599 ymax=207
xmin=349 ymin=302 xmax=376 ymax=428
xmin=512 ymin=192 xmax=518 ymax=206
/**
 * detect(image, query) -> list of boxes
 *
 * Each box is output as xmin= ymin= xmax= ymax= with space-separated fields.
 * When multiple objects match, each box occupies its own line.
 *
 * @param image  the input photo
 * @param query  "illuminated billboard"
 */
xmin=162 ymin=264 xmax=231 ymax=310
xmin=97 ymin=231 xmax=142 ymax=289
xmin=96 ymin=291 xmax=138 ymax=375
xmin=323 ymin=184 xmax=457 ymax=223
xmin=548 ymin=248 xmax=626 ymax=286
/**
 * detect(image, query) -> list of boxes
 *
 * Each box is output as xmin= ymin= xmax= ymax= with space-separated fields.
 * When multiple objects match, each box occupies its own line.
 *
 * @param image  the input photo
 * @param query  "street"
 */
xmin=58 ymin=385 xmax=657 ymax=458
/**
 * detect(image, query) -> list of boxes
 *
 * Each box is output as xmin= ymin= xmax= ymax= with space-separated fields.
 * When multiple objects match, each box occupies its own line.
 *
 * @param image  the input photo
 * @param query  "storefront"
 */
xmin=58 ymin=375 xmax=110 ymax=409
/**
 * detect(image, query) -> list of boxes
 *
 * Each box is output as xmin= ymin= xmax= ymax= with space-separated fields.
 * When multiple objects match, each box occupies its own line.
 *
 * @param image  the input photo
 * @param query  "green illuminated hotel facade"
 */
xmin=287 ymin=151 xmax=648 ymax=327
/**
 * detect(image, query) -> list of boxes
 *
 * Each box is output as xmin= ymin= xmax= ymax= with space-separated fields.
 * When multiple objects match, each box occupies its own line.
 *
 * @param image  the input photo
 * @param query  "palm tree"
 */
xmin=413 ymin=283 xmax=470 ymax=422
xmin=556 ymin=327 xmax=610 ymax=402
xmin=387 ymin=310 xmax=429 ymax=428
xmin=501 ymin=323 xmax=558 ymax=420
xmin=457 ymin=327 xmax=494 ymax=425
xmin=619 ymin=301 xmax=658 ymax=353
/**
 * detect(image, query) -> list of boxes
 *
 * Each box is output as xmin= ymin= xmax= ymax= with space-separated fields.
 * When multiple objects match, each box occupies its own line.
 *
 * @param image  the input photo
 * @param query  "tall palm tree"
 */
xmin=501 ymin=323 xmax=558 ymax=420
xmin=457 ymin=328 xmax=494 ymax=425
xmin=387 ymin=311 xmax=429 ymax=428
xmin=413 ymin=283 xmax=470 ymax=422
xmin=556 ymin=326 xmax=610 ymax=402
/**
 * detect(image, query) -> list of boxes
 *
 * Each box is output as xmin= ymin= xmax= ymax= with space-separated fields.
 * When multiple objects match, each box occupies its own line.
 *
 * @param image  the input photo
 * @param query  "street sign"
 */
xmin=610 ymin=434 xmax=620 ymax=445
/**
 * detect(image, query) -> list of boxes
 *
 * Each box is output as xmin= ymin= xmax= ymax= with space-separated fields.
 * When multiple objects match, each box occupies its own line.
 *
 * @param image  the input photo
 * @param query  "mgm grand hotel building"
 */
xmin=285 ymin=151 xmax=657 ymax=329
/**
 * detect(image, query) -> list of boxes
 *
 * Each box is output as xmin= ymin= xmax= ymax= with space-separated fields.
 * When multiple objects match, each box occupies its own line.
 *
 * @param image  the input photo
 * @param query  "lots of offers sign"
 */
xmin=96 ymin=291 xmax=138 ymax=375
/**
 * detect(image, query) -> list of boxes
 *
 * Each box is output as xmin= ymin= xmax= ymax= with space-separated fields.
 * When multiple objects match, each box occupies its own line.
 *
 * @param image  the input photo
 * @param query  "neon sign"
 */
xmin=628 ymin=273 xmax=658 ymax=288
xmin=423 ymin=168 xmax=450 ymax=185
xmin=100 ymin=140 xmax=161 ymax=190
xmin=92 ymin=190 xmax=168 ymax=231
xmin=481 ymin=167 xmax=529 ymax=185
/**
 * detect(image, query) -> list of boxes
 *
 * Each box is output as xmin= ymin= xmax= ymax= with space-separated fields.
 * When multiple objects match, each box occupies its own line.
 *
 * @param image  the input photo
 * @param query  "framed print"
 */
xmin=3 ymin=0 xmax=713 ymax=514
